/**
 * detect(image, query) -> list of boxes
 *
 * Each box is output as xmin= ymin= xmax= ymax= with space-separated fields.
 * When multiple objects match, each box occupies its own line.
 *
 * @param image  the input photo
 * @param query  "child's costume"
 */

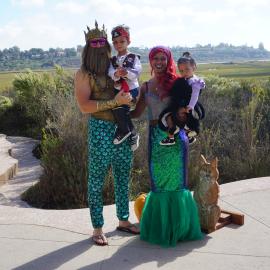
xmin=108 ymin=53 xmax=141 ymax=145
xmin=159 ymin=75 xmax=205 ymax=141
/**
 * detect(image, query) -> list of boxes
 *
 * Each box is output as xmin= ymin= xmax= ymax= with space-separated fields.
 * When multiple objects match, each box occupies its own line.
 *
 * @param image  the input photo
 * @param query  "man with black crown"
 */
xmin=75 ymin=21 xmax=140 ymax=246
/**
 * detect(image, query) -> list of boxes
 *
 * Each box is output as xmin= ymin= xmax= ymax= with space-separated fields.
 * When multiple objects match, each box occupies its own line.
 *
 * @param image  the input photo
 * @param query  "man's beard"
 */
xmin=87 ymin=46 xmax=110 ymax=75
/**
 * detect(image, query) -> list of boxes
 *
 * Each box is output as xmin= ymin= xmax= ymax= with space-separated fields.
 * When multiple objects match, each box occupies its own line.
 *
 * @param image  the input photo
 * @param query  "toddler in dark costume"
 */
xmin=159 ymin=52 xmax=205 ymax=145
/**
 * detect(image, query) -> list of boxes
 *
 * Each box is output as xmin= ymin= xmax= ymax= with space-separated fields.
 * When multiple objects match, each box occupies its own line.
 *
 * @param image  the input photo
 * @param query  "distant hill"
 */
xmin=130 ymin=43 xmax=270 ymax=63
xmin=1 ymin=43 xmax=270 ymax=71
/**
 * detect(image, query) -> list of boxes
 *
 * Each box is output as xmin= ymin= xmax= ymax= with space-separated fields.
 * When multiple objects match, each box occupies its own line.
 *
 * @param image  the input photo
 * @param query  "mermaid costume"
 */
xmin=140 ymin=84 xmax=203 ymax=247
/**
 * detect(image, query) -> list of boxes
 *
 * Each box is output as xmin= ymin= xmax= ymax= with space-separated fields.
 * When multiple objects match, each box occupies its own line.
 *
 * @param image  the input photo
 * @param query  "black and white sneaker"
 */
xmin=113 ymin=131 xmax=132 ymax=145
xmin=129 ymin=133 xmax=140 ymax=151
xmin=188 ymin=137 xmax=197 ymax=145
xmin=160 ymin=137 xmax=175 ymax=146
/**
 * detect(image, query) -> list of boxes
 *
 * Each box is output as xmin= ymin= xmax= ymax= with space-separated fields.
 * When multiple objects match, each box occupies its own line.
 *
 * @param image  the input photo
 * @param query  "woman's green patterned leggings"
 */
xmin=88 ymin=117 xmax=133 ymax=228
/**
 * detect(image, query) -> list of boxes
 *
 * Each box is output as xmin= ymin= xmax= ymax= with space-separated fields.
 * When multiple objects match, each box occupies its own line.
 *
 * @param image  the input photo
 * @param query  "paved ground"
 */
xmin=0 ymin=134 xmax=18 ymax=186
xmin=0 ymin=136 xmax=42 ymax=207
xmin=0 ymin=135 xmax=270 ymax=270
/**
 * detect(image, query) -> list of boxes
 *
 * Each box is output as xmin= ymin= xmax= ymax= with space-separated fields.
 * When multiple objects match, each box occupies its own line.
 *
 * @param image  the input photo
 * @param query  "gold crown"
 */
xmin=84 ymin=21 xmax=107 ymax=41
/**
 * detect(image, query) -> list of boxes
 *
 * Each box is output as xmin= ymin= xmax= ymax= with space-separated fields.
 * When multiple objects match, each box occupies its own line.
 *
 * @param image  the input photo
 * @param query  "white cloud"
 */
xmin=1 ymin=0 xmax=270 ymax=50
xmin=225 ymin=0 xmax=268 ymax=7
xmin=192 ymin=9 xmax=237 ymax=24
xmin=11 ymin=0 xmax=45 ymax=7
xmin=55 ymin=2 xmax=87 ymax=14
xmin=0 ymin=13 xmax=77 ymax=49
xmin=0 ymin=21 xmax=23 ymax=40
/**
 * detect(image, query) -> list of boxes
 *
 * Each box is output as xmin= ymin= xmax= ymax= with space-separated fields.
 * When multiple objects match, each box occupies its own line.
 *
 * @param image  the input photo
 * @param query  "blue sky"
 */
xmin=0 ymin=0 xmax=269 ymax=50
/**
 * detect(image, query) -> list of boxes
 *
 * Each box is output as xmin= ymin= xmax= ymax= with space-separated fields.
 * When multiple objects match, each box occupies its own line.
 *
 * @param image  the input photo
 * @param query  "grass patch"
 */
xmin=196 ymin=61 xmax=270 ymax=79
xmin=1 ymin=61 xmax=270 ymax=93
xmin=0 ymin=68 xmax=76 ymax=93
xmin=0 ymin=71 xmax=17 ymax=92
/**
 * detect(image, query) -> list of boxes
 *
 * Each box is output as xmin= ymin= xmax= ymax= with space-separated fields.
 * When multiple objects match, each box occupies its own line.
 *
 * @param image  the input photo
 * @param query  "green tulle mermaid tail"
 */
xmin=140 ymin=126 xmax=203 ymax=247
xmin=140 ymin=190 xmax=203 ymax=247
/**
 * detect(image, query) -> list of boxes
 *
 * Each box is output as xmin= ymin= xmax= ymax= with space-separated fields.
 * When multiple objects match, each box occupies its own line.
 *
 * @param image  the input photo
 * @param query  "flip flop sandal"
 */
xmin=92 ymin=234 xmax=108 ymax=246
xmin=116 ymin=224 xmax=140 ymax=235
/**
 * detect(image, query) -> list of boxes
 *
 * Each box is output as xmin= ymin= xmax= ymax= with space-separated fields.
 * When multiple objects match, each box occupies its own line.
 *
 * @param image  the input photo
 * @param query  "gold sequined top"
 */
xmin=89 ymin=74 xmax=116 ymax=122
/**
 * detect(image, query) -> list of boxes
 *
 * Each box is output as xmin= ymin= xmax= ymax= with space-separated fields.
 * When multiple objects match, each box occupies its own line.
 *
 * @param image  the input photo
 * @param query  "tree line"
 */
xmin=0 ymin=43 xmax=270 ymax=71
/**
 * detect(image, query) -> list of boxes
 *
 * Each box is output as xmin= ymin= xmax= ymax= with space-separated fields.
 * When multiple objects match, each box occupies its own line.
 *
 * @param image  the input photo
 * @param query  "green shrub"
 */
xmin=22 ymin=134 xmax=88 ymax=209
xmin=22 ymin=84 xmax=88 ymax=208
xmin=21 ymin=73 xmax=270 ymax=209
xmin=11 ymin=66 xmax=73 ymax=137
xmin=198 ymin=76 xmax=270 ymax=182
xmin=129 ymin=120 xmax=150 ymax=199
xmin=0 ymin=102 xmax=38 ymax=136
xmin=0 ymin=95 xmax=12 ymax=111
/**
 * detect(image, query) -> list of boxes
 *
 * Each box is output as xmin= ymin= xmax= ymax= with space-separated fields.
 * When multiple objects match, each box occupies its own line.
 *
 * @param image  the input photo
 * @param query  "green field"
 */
xmin=0 ymin=71 xmax=17 ymax=92
xmin=1 ymin=61 xmax=270 ymax=93
xmin=0 ymin=69 xmax=76 ymax=93
xmin=139 ymin=61 xmax=270 ymax=81
xmin=196 ymin=61 xmax=270 ymax=79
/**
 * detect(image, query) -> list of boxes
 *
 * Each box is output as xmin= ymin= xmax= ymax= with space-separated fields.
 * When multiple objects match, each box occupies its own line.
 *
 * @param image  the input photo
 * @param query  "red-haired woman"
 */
xmin=131 ymin=46 xmax=203 ymax=247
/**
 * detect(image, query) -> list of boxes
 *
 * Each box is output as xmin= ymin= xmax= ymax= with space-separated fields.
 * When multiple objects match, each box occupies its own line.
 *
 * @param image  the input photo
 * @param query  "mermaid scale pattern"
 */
xmin=150 ymin=127 xmax=184 ymax=191
xmin=140 ymin=127 xmax=203 ymax=247
xmin=88 ymin=118 xmax=132 ymax=227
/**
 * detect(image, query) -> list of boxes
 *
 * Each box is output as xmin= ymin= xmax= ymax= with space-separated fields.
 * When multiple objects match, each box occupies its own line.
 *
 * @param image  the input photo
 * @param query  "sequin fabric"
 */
xmin=149 ymin=126 xmax=188 ymax=192
xmin=87 ymin=117 xmax=133 ymax=228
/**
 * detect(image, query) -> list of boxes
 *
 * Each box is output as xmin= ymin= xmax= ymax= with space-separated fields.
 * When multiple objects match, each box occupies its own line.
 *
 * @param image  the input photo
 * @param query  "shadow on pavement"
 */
xmin=11 ymin=229 xmax=210 ymax=270
xmin=79 ymin=231 xmax=211 ymax=270
xmin=13 ymin=238 xmax=91 ymax=270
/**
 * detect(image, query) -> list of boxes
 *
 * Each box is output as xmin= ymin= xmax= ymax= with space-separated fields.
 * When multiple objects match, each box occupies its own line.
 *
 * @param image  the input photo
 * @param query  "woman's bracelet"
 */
xmin=96 ymin=99 xmax=119 ymax=112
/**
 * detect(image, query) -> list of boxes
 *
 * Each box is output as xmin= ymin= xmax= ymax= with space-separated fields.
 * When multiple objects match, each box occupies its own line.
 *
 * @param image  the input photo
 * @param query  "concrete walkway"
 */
xmin=0 ymin=135 xmax=270 ymax=270
xmin=0 ymin=135 xmax=42 ymax=207
xmin=0 ymin=134 xmax=18 ymax=186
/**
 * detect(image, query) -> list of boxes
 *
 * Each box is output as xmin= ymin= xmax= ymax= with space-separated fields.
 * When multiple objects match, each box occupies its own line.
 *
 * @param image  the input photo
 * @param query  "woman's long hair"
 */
xmin=81 ymin=39 xmax=111 ymax=76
